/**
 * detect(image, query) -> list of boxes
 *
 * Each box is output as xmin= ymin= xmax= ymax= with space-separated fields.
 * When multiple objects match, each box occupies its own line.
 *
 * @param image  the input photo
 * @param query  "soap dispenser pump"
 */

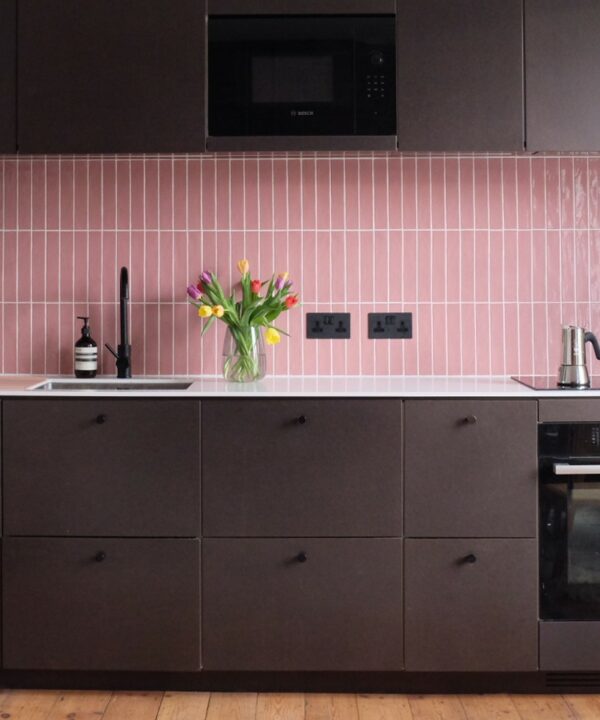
xmin=75 ymin=316 xmax=98 ymax=378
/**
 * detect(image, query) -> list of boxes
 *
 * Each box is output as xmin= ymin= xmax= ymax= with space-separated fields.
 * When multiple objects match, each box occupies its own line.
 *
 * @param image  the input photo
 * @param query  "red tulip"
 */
xmin=251 ymin=279 xmax=262 ymax=294
xmin=197 ymin=281 xmax=205 ymax=293
xmin=285 ymin=295 xmax=299 ymax=309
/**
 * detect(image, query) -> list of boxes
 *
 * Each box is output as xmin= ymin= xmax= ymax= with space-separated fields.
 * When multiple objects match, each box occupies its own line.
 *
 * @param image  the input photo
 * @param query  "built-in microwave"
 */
xmin=207 ymin=14 xmax=396 ymax=148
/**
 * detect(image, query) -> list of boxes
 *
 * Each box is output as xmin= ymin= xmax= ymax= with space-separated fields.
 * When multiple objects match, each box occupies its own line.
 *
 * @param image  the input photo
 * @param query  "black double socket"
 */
xmin=306 ymin=313 xmax=351 ymax=339
xmin=368 ymin=312 xmax=412 ymax=339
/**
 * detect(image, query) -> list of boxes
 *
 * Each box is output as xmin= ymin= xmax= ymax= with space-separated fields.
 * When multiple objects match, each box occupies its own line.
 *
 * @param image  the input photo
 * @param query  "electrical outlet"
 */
xmin=306 ymin=313 xmax=351 ymax=339
xmin=368 ymin=312 xmax=412 ymax=339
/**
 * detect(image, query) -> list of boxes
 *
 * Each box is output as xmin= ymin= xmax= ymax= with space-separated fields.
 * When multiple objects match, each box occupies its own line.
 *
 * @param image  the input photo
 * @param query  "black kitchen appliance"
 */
xmin=540 ymin=422 xmax=600 ymax=620
xmin=207 ymin=14 xmax=396 ymax=140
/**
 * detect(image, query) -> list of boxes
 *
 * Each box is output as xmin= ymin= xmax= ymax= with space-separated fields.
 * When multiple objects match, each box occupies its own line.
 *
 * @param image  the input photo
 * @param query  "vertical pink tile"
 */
xmin=200 ymin=158 xmax=216 ymax=230
xmin=516 ymin=157 xmax=532 ymax=229
xmin=544 ymin=158 xmax=560 ymax=229
xmin=74 ymin=231 xmax=88 ymax=304
xmin=446 ymin=230 xmax=461 ymax=302
xmin=373 ymin=158 xmax=389 ymax=228
xmin=3 ymin=231 xmax=16 ymax=301
xmin=575 ymin=230 xmax=590 ymax=303
xmin=501 ymin=157 xmax=518 ymax=229
xmin=475 ymin=304 xmax=491 ymax=375
xmin=532 ymin=303 xmax=549 ymax=375
xmin=473 ymin=157 xmax=489 ymax=230
xmin=273 ymin=159 xmax=288 ymax=230
xmin=316 ymin=158 xmax=331 ymax=229
xmin=445 ymin=158 xmax=459 ymax=229
xmin=173 ymin=158 xmax=188 ymax=231
xmin=115 ymin=159 xmax=131 ymax=230
xmin=518 ymin=303 xmax=534 ymax=375
xmin=518 ymin=229 xmax=533 ymax=303
xmin=159 ymin=232 xmax=174 ymax=302
xmin=359 ymin=158 xmax=374 ymax=229
xmin=45 ymin=159 xmax=60 ymax=230
xmin=490 ymin=304 xmax=505 ymax=375
xmin=416 ymin=157 xmax=431 ymax=229
xmin=258 ymin=159 xmax=273 ymax=230
xmin=31 ymin=306 xmax=46 ymax=374
xmin=130 ymin=158 xmax=146 ymax=229
xmin=60 ymin=231 xmax=74 ymax=302
xmin=416 ymin=304 xmax=433 ymax=375
xmin=560 ymin=157 xmax=575 ymax=230
xmin=158 ymin=157 xmax=173 ymax=230
xmin=17 ymin=159 xmax=32 ymax=230
xmin=31 ymin=231 xmax=46 ymax=302
xmin=18 ymin=232 xmax=32 ymax=301
xmin=489 ymin=230 xmax=503 ymax=302
xmin=589 ymin=157 xmax=600 ymax=228
xmin=31 ymin=159 xmax=47 ymax=228
xmin=74 ymin=159 xmax=89 ymax=230
xmin=330 ymin=159 xmax=345 ymax=229
xmin=430 ymin=158 xmax=445 ymax=229
xmin=300 ymin=157 xmax=316 ymax=230
xmin=461 ymin=303 xmax=476 ymax=375
xmin=343 ymin=158 xmax=359 ymax=230
xmin=3 ymin=304 xmax=17 ymax=373
xmin=159 ymin=304 xmax=174 ymax=375
xmin=102 ymin=159 xmax=117 ymax=231
xmin=432 ymin=304 xmax=447 ymax=374
xmin=144 ymin=231 xmax=160 ymax=302
xmin=574 ymin=157 xmax=589 ymax=229
xmin=144 ymin=158 xmax=159 ymax=230
xmin=458 ymin=157 xmax=474 ymax=229
xmin=460 ymin=230 xmax=475 ymax=302
xmin=88 ymin=159 xmax=103 ymax=230
xmin=287 ymin=158 xmax=302 ymax=230
xmin=17 ymin=304 xmax=32 ymax=374
xmin=546 ymin=230 xmax=562 ymax=303
xmin=474 ymin=230 xmax=489 ymax=303
xmin=101 ymin=231 xmax=117 ymax=303
xmin=487 ymin=158 xmax=503 ymax=230
xmin=446 ymin=303 xmax=462 ymax=374
xmin=560 ymin=230 xmax=576 ymax=303
xmin=388 ymin=156 xmax=402 ymax=229
xmin=59 ymin=159 xmax=74 ymax=230
xmin=431 ymin=230 xmax=446 ymax=303
xmin=143 ymin=303 xmax=159 ymax=375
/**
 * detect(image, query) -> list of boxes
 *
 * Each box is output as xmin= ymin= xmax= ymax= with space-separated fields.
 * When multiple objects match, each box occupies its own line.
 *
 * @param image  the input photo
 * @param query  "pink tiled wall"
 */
xmin=1 ymin=153 xmax=599 ymax=377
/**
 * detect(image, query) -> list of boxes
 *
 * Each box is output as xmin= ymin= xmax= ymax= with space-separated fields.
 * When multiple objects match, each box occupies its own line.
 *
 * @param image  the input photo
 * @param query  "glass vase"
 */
xmin=221 ymin=325 xmax=267 ymax=383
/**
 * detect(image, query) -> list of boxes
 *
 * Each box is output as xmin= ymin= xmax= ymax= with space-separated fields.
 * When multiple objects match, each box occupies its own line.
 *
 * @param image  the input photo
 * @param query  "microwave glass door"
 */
xmin=208 ymin=15 xmax=395 ymax=137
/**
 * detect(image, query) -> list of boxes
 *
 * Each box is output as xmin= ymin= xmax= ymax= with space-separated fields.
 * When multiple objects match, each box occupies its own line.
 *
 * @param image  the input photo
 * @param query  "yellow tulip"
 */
xmin=278 ymin=271 xmax=289 ymax=282
xmin=198 ymin=305 xmax=212 ymax=318
xmin=212 ymin=305 xmax=225 ymax=318
xmin=237 ymin=258 xmax=250 ymax=276
xmin=265 ymin=327 xmax=281 ymax=345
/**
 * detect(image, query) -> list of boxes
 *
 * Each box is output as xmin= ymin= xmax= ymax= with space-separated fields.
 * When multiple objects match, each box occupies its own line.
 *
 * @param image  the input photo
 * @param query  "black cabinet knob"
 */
xmin=95 ymin=551 xmax=106 ymax=562
xmin=297 ymin=551 xmax=308 ymax=563
xmin=297 ymin=415 xmax=307 ymax=425
xmin=464 ymin=553 xmax=477 ymax=564
xmin=464 ymin=414 xmax=477 ymax=424
xmin=96 ymin=414 xmax=107 ymax=424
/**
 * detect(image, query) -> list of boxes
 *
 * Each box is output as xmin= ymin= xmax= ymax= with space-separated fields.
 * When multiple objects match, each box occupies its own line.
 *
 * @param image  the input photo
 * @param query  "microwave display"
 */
xmin=208 ymin=15 xmax=396 ymax=137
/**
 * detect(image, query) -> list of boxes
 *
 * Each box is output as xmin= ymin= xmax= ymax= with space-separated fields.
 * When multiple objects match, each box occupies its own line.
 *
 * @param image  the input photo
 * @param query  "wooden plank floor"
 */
xmin=0 ymin=691 xmax=597 ymax=720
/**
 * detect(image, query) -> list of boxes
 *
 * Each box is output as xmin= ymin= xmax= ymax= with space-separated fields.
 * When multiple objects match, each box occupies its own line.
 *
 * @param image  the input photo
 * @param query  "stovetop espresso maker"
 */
xmin=558 ymin=325 xmax=600 ymax=388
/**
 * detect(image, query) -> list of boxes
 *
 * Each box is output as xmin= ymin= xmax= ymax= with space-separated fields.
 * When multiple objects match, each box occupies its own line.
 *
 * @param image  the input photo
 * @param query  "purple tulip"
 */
xmin=284 ymin=280 xmax=293 ymax=289
xmin=200 ymin=271 xmax=213 ymax=284
xmin=187 ymin=284 xmax=202 ymax=301
xmin=274 ymin=275 xmax=285 ymax=291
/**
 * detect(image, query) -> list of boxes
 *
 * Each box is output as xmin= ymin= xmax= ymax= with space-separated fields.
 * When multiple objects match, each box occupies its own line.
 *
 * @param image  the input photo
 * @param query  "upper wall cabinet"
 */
xmin=525 ymin=0 xmax=600 ymax=151
xmin=18 ymin=0 xmax=206 ymax=154
xmin=396 ymin=0 xmax=524 ymax=152
xmin=0 ymin=0 xmax=16 ymax=153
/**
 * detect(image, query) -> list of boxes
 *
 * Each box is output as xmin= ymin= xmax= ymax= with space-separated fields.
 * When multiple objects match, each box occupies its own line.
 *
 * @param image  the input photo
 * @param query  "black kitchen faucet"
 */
xmin=105 ymin=266 xmax=132 ymax=378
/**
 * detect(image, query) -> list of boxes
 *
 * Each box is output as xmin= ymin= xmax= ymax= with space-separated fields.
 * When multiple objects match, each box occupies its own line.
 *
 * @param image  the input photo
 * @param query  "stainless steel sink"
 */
xmin=33 ymin=380 xmax=193 ymax=392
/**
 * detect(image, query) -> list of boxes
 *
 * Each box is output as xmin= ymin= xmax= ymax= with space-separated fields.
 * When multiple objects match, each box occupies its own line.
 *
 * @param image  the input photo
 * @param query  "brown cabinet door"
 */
xmin=526 ymin=0 xmax=600 ymax=151
xmin=405 ymin=539 xmax=538 ymax=671
xmin=203 ymin=538 xmax=403 ymax=671
xmin=3 ymin=537 xmax=201 ymax=671
xmin=202 ymin=399 xmax=402 ymax=537
xmin=404 ymin=400 xmax=537 ymax=537
xmin=0 ymin=0 xmax=16 ymax=152
xmin=397 ymin=0 xmax=524 ymax=151
xmin=3 ymin=399 xmax=200 ymax=537
xmin=18 ymin=0 xmax=205 ymax=153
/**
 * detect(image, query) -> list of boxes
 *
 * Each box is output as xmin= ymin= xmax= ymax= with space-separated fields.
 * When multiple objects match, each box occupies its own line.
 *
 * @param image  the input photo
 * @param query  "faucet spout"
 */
xmin=105 ymin=266 xmax=132 ymax=378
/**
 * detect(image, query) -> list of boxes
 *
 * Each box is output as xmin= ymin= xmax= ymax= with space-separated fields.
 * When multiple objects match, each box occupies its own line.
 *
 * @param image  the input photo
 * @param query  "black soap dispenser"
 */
xmin=75 ymin=316 xmax=98 ymax=378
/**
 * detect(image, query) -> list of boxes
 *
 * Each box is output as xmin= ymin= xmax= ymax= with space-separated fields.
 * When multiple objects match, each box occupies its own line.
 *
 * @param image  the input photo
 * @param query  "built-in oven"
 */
xmin=540 ymin=422 xmax=600 ymax=620
xmin=207 ymin=13 xmax=396 ymax=147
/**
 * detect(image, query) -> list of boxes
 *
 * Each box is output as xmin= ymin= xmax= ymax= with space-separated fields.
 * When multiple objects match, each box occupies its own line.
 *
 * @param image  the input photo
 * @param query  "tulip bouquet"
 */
xmin=187 ymin=259 xmax=299 ymax=382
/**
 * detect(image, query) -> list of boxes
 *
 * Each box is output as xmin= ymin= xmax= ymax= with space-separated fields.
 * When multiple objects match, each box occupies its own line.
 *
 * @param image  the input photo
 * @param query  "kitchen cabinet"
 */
xmin=0 ymin=0 xmax=16 ymax=152
xmin=404 ymin=400 xmax=538 ymax=537
xmin=202 ymin=399 xmax=402 ymax=537
xmin=3 ymin=537 xmax=201 ymax=671
xmin=3 ymin=399 xmax=200 ymax=537
xmin=526 ymin=0 xmax=600 ymax=151
xmin=405 ymin=538 xmax=538 ymax=671
xmin=203 ymin=538 xmax=403 ymax=671
xmin=396 ymin=0 xmax=524 ymax=151
xmin=17 ymin=0 xmax=206 ymax=153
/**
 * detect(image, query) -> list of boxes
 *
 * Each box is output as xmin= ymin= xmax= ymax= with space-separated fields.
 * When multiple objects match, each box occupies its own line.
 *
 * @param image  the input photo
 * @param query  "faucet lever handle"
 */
xmin=105 ymin=343 xmax=118 ymax=359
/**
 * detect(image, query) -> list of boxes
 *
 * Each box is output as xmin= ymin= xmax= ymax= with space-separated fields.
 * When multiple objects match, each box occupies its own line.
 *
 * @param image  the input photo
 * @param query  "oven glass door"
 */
xmin=541 ymin=460 xmax=600 ymax=619
xmin=208 ymin=15 xmax=395 ymax=136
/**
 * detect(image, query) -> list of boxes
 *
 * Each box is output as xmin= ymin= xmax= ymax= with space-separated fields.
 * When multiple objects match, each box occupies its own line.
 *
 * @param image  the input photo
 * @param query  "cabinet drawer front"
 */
xmin=203 ymin=399 xmax=402 ymax=537
xmin=3 ymin=538 xmax=201 ymax=671
xmin=203 ymin=538 xmax=403 ymax=671
xmin=404 ymin=400 xmax=537 ymax=537
xmin=405 ymin=539 xmax=538 ymax=672
xmin=3 ymin=400 xmax=200 ymax=536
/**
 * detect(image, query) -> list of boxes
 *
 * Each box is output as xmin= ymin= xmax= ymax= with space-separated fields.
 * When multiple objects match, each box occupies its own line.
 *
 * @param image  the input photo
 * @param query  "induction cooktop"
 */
xmin=512 ymin=375 xmax=600 ymax=390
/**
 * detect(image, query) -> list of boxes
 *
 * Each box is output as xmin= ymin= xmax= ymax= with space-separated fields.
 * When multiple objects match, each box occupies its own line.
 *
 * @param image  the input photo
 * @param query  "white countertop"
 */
xmin=1 ymin=374 xmax=600 ymax=397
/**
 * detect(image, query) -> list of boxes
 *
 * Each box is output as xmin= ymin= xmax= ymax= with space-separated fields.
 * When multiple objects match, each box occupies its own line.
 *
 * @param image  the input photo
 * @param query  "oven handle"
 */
xmin=553 ymin=463 xmax=600 ymax=475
